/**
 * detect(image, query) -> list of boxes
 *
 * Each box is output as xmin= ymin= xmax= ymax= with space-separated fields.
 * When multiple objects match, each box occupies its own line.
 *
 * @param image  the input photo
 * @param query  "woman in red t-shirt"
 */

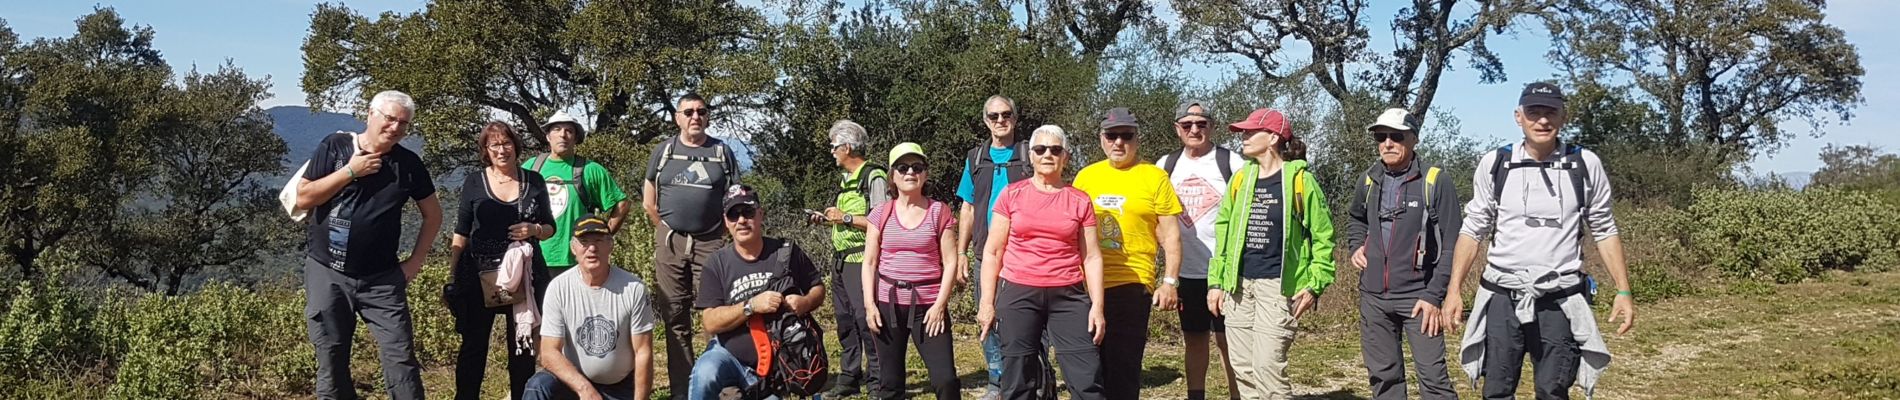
xmin=860 ymin=142 xmax=962 ymax=399
xmin=975 ymin=125 xmax=1107 ymax=400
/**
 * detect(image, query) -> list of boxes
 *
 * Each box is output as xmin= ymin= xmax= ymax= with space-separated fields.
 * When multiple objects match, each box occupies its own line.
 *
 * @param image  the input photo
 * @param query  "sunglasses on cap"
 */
xmin=894 ymin=162 xmax=929 ymax=175
xmin=1372 ymin=130 xmax=1409 ymax=143
xmin=724 ymin=205 xmax=758 ymax=221
xmin=985 ymin=111 xmax=1013 ymax=122
xmin=1031 ymin=145 xmax=1064 ymax=156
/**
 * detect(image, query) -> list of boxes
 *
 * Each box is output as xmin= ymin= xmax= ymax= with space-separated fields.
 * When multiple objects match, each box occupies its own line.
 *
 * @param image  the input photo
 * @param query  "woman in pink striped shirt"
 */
xmin=860 ymin=142 xmax=962 ymax=399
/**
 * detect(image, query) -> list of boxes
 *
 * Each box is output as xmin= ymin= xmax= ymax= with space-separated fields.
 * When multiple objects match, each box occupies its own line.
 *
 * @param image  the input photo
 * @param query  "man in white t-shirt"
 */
xmin=525 ymin=214 xmax=657 ymax=400
xmin=1154 ymin=99 xmax=1246 ymax=400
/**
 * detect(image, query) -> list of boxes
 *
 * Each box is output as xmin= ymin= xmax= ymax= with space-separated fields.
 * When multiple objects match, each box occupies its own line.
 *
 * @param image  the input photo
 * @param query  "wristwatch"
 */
xmin=842 ymin=214 xmax=854 ymax=224
xmin=1161 ymin=276 xmax=1179 ymax=286
xmin=742 ymin=302 xmax=754 ymax=317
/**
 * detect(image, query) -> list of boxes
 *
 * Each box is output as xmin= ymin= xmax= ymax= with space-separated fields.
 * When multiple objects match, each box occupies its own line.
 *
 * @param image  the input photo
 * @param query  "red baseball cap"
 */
xmin=1228 ymin=108 xmax=1291 ymax=139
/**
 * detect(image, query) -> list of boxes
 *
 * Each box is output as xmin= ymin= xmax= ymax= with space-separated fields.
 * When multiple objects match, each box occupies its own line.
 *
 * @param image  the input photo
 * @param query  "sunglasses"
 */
xmin=680 ymin=108 xmax=709 ymax=117
xmin=894 ymin=162 xmax=929 ymax=175
xmin=985 ymin=111 xmax=1013 ymax=122
xmin=724 ymin=205 xmax=758 ymax=221
xmin=1523 ymin=217 xmax=1560 ymax=228
xmin=1372 ymin=130 xmax=1409 ymax=143
xmin=1032 ymin=145 xmax=1064 ymax=156
xmin=1176 ymin=121 xmax=1209 ymax=130
xmin=1102 ymin=131 xmax=1136 ymax=143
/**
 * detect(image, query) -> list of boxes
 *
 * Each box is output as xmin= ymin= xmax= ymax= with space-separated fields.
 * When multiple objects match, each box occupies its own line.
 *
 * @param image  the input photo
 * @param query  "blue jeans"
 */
xmin=972 ymin=258 xmax=1005 ymax=389
xmin=687 ymin=340 xmax=777 ymax=400
xmin=520 ymin=371 xmax=635 ymax=400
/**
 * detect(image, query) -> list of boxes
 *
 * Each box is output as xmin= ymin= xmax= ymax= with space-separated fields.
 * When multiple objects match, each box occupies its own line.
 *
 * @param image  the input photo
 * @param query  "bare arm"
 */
xmin=788 ymin=285 xmax=826 ymax=315
xmin=861 ymin=223 xmax=883 ymax=312
xmin=642 ymin=180 xmax=661 ymax=227
xmin=630 ymin=333 xmax=653 ymax=400
xmin=958 ymin=202 xmax=977 ymax=258
xmin=295 ymin=172 xmax=353 ymax=211
xmin=1082 ymin=226 xmax=1105 ymax=308
xmin=702 ymin=302 xmax=752 ymax=335
xmin=979 ymin=213 xmax=1010 ymax=311
xmin=609 ymin=199 xmax=634 ymax=233
xmin=936 ymin=218 xmax=960 ymax=306
xmin=538 ymin=336 xmax=602 ymax=399
xmin=1157 ymin=215 xmax=1183 ymax=282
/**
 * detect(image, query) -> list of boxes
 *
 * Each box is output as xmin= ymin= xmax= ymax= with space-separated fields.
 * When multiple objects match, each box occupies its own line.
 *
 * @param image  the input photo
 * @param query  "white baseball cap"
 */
xmin=1365 ymin=108 xmax=1419 ymax=132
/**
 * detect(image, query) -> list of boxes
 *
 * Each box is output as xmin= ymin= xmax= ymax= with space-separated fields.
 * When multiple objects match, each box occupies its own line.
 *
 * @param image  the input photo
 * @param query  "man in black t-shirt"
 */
xmin=290 ymin=90 xmax=441 ymax=400
xmin=686 ymin=185 xmax=826 ymax=400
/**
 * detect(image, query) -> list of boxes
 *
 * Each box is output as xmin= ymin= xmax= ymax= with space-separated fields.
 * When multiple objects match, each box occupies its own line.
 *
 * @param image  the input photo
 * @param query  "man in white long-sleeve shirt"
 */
xmin=1440 ymin=82 xmax=1637 ymax=400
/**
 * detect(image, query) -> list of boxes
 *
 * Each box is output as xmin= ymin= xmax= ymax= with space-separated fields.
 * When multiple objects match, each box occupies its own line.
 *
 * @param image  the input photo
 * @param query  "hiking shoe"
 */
xmin=977 ymin=386 xmax=1002 ymax=400
xmin=822 ymin=385 xmax=861 ymax=398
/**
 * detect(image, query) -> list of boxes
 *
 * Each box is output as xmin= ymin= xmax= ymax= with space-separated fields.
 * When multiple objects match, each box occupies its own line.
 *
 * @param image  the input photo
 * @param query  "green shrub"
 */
xmin=1690 ymin=188 xmax=1900 ymax=283
xmin=1615 ymin=204 xmax=1701 ymax=301
xmin=0 ymin=281 xmax=101 ymax=376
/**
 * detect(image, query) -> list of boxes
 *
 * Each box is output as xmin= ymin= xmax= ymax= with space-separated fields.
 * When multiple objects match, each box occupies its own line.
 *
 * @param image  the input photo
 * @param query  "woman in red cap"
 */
xmin=1205 ymin=108 xmax=1339 ymax=399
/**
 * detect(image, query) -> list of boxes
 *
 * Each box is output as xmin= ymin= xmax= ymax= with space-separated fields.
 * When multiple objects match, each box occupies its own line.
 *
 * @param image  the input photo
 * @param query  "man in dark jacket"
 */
xmin=1345 ymin=108 xmax=1460 ymax=400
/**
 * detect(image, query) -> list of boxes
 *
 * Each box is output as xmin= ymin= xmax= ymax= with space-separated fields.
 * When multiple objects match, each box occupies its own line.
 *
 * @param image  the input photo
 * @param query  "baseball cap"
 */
xmin=1366 ymin=108 xmax=1419 ymax=132
xmin=721 ymin=184 xmax=759 ymax=215
xmin=542 ymin=111 xmax=588 ymax=143
xmin=1174 ymin=99 xmax=1212 ymax=121
xmin=1228 ymin=108 xmax=1292 ymax=139
xmin=1519 ymin=82 xmax=1566 ymax=109
xmin=1100 ymin=107 xmax=1139 ymax=130
xmin=572 ymin=214 xmax=611 ymax=237
xmin=888 ymin=142 xmax=927 ymax=166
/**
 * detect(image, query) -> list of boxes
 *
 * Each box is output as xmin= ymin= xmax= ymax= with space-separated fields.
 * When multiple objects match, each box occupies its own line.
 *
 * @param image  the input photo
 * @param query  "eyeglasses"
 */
xmin=486 ymin=142 xmax=515 ymax=151
xmin=1372 ymin=131 xmax=1409 ymax=143
xmin=1523 ymin=217 xmax=1560 ymax=228
xmin=1102 ymin=131 xmax=1136 ymax=143
xmin=680 ymin=108 xmax=709 ymax=117
xmin=724 ymin=205 xmax=758 ymax=221
xmin=1032 ymin=145 xmax=1064 ymax=156
xmin=985 ymin=111 xmax=1013 ymax=122
xmin=1176 ymin=121 xmax=1209 ymax=130
xmin=894 ymin=162 xmax=929 ymax=175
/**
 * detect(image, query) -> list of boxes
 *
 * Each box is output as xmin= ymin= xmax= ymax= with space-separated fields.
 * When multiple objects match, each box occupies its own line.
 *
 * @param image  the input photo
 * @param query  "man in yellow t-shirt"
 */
xmin=1074 ymin=107 xmax=1185 ymax=400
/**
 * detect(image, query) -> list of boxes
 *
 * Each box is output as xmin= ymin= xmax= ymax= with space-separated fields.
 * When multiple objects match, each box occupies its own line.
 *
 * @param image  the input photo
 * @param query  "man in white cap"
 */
xmin=525 ymin=111 xmax=633 ymax=278
xmin=1343 ymin=108 xmax=1458 ymax=400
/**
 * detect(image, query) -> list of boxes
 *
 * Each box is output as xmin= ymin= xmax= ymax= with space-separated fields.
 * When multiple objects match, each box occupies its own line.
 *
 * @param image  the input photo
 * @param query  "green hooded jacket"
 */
xmin=1208 ymin=159 xmax=1338 ymax=297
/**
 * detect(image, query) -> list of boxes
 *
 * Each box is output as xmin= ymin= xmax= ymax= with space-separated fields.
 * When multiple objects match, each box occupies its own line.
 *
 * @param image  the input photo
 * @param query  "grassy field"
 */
xmin=397 ymin=270 xmax=1900 ymax=399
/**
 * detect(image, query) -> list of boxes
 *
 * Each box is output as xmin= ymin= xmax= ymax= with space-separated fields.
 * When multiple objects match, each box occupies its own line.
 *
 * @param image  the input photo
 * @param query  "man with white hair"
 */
xmin=292 ymin=90 xmax=442 ymax=400
xmin=815 ymin=119 xmax=890 ymax=397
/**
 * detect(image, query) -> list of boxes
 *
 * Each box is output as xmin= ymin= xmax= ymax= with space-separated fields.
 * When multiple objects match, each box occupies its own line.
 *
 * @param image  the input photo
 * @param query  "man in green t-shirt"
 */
xmin=524 ymin=111 xmax=631 ymax=277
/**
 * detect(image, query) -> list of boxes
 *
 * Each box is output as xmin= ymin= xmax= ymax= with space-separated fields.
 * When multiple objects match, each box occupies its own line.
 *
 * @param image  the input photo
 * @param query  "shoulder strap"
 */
xmin=1488 ymin=145 xmax=1513 ymax=205
xmin=573 ymin=156 xmax=602 ymax=213
xmin=1363 ymin=171 xmax=1379 ymax=227
xmin=652 ymin=140 xmax=677 ymax=182
xmin=1291 ymin=168 xmax=1308 ymax=218
xmin=1423 ymin=167 xmax=1442 ymax=211
xmin=1216 ymin=147 xmax=1236 ymax=182
xmin=1564 ymin=144 xmax=1590 ymax=215
xmin=1162 ymin=149 xmax=1184 ymax=174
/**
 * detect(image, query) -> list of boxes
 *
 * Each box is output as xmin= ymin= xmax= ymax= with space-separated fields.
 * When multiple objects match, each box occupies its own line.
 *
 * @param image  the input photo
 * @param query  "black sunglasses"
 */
xmin=1176 ymin=121 xmax=1209 ymax=130
xmin=985 ymin=111 xmax=1013 ymax=122
xmin=1032 ymin=145 xmax=1064 ymax=156
xmin=1102 ymin=131 xmax=1136 ymax=142
xmin=724 ymin=205 xmax=758 ymax=221
xmin=1372 ymin=130 xmax=1409 ymax=143
xmin=1523 ymin=217 xmax=1560 ymax=228
xmin=894 ymin=162 xmax=929 ymax=175
xmin=681 ymin=108 xmax=710 ymax=117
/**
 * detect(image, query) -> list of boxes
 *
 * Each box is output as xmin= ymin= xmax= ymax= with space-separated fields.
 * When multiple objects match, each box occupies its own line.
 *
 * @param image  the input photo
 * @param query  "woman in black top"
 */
xmin=446 ymin=121 xmax=557 ymax=400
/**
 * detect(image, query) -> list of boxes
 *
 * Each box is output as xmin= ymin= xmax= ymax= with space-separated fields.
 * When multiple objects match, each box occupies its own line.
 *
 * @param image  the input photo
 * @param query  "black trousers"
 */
xmin=997 ymin=280 xmax=1104 ymax=400
xmin=1098 ymin=283 xmax=1152 ymax=400
xmin=1357 ymin=294 xmax=1455 ymax=400
xmin=1482 ymin=293 xmax=1582 ymax=400
xmin=830 ymin=259 xmax=881 ymax=391
xmin=871 ymin=301 xmax=961 ymax=399
xmin=447 ymin=256 xmax=553 ymax=400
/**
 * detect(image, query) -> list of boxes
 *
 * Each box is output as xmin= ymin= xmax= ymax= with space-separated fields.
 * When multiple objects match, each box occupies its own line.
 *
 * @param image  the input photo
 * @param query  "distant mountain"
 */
xmin=269 ymin=105 xmax=426 ymax=168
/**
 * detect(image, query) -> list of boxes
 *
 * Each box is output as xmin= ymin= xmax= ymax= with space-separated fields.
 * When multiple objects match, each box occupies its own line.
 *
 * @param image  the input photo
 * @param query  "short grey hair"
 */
xmin=1030 ymin=124 xmax=1068 ymax=148
xmin=828 ymin=120 xmax=867 ymax=155
xmin=369 ymin=90 xmax=416 ymax=114
xmin=985 ymin=95 xmax=1016 ymax=114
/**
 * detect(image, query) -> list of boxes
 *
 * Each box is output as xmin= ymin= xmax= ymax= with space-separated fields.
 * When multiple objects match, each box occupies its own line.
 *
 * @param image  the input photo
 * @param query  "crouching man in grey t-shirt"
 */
xmin=525 ymin=214 xmax=657 ymax=400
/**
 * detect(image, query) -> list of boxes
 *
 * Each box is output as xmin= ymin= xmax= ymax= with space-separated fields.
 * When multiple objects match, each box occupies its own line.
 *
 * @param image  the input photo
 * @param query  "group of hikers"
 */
xmin=288 ymin=82 xmax=1637 ymax=400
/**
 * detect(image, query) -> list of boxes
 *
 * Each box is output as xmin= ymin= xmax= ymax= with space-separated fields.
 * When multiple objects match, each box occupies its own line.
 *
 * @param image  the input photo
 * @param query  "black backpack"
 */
xmin=1160 ymin=146 xmax=1238 ymax=183
xmin=741 ymin=244 xmax=830 ymax=399
xmin=1487 ymin=142 xmax=1593 ymax=246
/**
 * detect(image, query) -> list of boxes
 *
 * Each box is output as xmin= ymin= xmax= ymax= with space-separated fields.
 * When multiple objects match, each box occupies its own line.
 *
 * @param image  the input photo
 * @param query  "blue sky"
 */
xmin=4 ymin=0 xmax=1892 ymax=174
